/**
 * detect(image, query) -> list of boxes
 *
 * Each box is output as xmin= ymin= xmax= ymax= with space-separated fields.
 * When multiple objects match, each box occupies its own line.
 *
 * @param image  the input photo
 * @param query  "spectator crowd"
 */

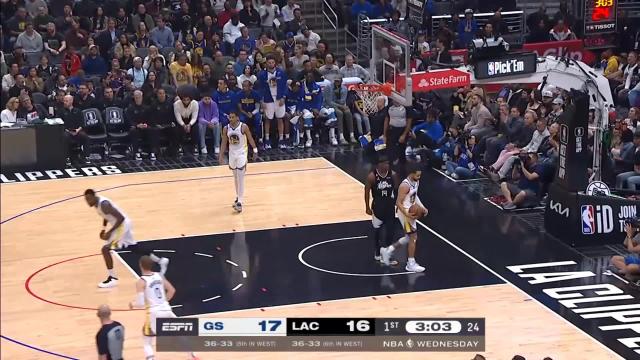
xmin=0 ymin=0 xmax=639 ymax=195
xmin=0 ymin=0 xmax=379 ymax=163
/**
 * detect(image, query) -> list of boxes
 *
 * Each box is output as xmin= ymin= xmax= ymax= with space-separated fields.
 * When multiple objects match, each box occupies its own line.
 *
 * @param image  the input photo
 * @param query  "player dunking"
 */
xmin=129 ymin=256 xmax=198 ymax=360
xmin=380 ymin=164 xmax=427 ymax=272
xmin=219 ymin=111 xmax=258 ymax=213
xmin=365 ymin=154 xmax=399 ymax=265
xmin=84 ymin=189 xmax=169 ymax=288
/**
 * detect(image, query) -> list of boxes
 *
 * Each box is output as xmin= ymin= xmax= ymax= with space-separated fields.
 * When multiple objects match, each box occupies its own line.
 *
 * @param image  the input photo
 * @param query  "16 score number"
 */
xmin=347 ymin=320 xmax=371 ymax=332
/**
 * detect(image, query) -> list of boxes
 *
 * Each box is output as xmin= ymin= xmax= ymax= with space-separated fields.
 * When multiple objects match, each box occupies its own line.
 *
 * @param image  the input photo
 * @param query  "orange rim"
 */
xmin=348 ymin=83 xmax=393 ymax=96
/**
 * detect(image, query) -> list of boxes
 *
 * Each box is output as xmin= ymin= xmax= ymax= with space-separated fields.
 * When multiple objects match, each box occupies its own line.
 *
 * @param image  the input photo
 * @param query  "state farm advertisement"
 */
xmin=523 ymin=39 xmax=596 ymax=65
xmin=400 ymin=69 xmax=470 ymax=92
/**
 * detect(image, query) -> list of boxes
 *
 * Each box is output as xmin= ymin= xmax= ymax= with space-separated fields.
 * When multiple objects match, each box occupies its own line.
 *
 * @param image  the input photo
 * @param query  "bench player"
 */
xmin=129 ymin=256 xmax=198 ymax=360
xmin=219 ymin=111 xmax=258 ymax=213
xmin=380 ymin=163 xmax=427 ymax=272
xmin=84 ymin=189 xmax=169 ymax=288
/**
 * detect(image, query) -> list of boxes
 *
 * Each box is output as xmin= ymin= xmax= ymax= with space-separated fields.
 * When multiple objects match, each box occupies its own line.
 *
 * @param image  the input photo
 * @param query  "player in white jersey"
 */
xmin=259 ymin=54 xmax=288 ymax=149
xmin=219 ymin=112 xmax=258 ymax=213
xmin=129 ymin=256 xmax=198 ymax=360
xmin=380 ymin=163 xmax=427 ymax=272
xmin=84 ymin=189 xmax=169 ymax=288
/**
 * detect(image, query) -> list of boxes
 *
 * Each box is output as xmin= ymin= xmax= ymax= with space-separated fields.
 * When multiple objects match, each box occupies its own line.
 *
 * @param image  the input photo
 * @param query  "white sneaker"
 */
xmin=330 ymin=137 xmax=338 ymax=146
xmin=98 ymin=276 xmax=118 ymax=288
xmin=305 ymin=139 xmax=313 ymax=148
xmin=200 ymin=147 xmax=208 ymax=154
xmin=214 ymin=147 xmax=220 ymax=154
xmin=405 ymin=146 xmax=413 ymax=157
xmin=406 ymin=262 xmax=425 ymax=273
xmin=380 ymin=247 xmax=393 ymax=265
xmin=159 ymin=257 xmax=169 ymax=275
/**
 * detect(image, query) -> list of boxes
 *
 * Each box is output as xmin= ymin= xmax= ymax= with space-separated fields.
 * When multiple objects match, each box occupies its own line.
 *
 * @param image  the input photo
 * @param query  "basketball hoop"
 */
xmin=349 ymin=83 xmax=393 ymax=115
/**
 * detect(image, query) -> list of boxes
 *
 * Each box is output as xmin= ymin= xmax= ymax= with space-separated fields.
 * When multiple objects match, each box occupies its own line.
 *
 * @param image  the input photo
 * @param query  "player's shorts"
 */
xmin=229 ymin=153 xmax=248 ymax=170
xmin=624 ymin=255 xmax=640 ymax=266
xmin=144 ymin=308 xmax=176 ymax=336
xmin=107 ymin=220 xmax=136 ymax=250
xmin=397 ymin=210 xmax=417 ymax=234
xmin=263 ymin=101 xmax=286 ymax=119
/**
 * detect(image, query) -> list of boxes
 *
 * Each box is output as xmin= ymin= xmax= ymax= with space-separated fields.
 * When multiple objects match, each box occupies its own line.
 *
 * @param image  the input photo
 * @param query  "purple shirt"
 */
xmin=198 ymin=100 xmax=219 ymax=124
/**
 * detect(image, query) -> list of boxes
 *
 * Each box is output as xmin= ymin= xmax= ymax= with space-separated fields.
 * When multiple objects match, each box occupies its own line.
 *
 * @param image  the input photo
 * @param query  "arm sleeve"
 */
xmin=197 ymin=102 xmax=206 ymax=123
xmin=188 ymin=101 xmax=199 ymax=126
xmin=313 ymin=88 xmax=323 ymax=110
xmin=277 ymin=69 xmax=287 ymax=100
xmin=212 ymin=102 xmax=220 ymax=123
xmin=173 ymin=101 xmax=185 ymax=126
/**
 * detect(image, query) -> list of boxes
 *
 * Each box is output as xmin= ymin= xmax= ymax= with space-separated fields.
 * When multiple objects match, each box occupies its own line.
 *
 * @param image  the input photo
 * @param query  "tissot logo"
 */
xmin=1 ymin=165 xmax=123 ymax=183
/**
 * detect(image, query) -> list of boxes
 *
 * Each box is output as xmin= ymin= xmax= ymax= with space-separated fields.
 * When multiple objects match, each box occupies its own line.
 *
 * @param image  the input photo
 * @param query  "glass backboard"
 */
xmin=370 ymin=25 xmax=412 ymax=106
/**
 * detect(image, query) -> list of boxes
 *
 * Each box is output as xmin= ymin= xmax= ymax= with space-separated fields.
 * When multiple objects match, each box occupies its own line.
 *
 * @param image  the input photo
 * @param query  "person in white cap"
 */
xmin=126 ymin=56 xmax=147 ymax=89
xmin=457 ymin=9 xmax=477 ymax=48
xmin=547 ymin=97 xmax=564 ymax=124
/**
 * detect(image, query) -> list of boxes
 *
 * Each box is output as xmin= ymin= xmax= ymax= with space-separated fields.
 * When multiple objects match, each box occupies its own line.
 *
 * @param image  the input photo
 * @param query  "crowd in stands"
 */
xmin=0 ymin=0 xmax=381 ymax=163
xmin=1 ymin=0 xmax=639 ymax=197
xmin=391 ymin=77 xmax=640 ymax=204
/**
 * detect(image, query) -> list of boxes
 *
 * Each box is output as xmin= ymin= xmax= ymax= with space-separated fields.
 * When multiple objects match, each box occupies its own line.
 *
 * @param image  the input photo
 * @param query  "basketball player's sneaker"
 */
xmin=150 ymin=152 xmax=157 ymax=161
xmin=264 ymin=142 xmax=272 ymax=150
xmin=279 ymin=142 xmax=287 ymax=150
xmin=380 ymin=247 xmax=393 ymax=266
xmin=305 ymin=138 xmax=313 ymax=148
xmin=406 ymin=260 xmax=425 ymax=273
xmin=98 ymin=276 xmax=118 ymax=288
xmin=375 ymin=254 xmax=399 ymax=266
xmin=233 ymin=202 xmax=243 ymax=213
xmin=200 ymin=147 xmax=208 ymax=154
xmin=159 ymin=257 xmax=169 ymax=275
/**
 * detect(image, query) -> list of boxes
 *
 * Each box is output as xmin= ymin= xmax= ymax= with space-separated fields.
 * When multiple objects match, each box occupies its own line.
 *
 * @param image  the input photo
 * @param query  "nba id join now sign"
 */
xmin=406 ymin=69 xmax=471 ymax=92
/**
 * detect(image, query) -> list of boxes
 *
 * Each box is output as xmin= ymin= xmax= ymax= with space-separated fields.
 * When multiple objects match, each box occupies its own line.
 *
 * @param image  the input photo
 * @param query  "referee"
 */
xmin=96 ymin=304 xmax=125 ymax=360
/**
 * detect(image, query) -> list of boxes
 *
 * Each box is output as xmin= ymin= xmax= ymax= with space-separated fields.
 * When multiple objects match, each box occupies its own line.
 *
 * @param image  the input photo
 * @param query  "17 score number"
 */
xmin=258 ymin=320 xmax=282 ymax=332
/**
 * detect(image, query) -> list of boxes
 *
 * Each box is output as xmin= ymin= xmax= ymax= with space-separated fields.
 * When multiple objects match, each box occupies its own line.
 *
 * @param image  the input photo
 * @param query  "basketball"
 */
xmin=409 ymin=204 xmax=426 ymax=218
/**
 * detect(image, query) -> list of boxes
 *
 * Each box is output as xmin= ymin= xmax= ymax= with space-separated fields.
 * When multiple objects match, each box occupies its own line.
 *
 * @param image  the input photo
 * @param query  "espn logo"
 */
xmin=156 ymin=318 xmax=198 ymax=336
xmin=162 ymin=322 xmax=193 ymax=331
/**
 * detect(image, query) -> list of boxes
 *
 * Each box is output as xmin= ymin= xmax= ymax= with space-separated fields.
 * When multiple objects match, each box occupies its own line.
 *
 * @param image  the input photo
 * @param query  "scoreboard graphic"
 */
xmin=584 ymin=0 xmax=617 ymax=35
xmin=157 ymin=318 xmax=485 ymax=352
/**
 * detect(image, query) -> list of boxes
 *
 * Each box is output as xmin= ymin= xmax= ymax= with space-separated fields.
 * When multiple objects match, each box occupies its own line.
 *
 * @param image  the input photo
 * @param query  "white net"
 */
xmin=351 ymin=84 xmax=392 ymax=115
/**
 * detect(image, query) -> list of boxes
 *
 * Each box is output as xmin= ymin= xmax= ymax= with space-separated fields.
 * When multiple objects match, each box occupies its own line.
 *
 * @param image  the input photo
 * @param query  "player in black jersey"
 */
xmin=365 ymin=154 xmax=400 ymax=265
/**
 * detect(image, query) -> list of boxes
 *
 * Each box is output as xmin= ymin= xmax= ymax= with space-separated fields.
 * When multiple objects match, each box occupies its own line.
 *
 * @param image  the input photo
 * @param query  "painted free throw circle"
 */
xmin=298 ymin=236 xmax=413 ymax=277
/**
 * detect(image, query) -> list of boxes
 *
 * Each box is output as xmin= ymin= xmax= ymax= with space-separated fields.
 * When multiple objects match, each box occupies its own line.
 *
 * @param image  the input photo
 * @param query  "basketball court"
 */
xmin=1 ymin=156 xmax=629 ymax=359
